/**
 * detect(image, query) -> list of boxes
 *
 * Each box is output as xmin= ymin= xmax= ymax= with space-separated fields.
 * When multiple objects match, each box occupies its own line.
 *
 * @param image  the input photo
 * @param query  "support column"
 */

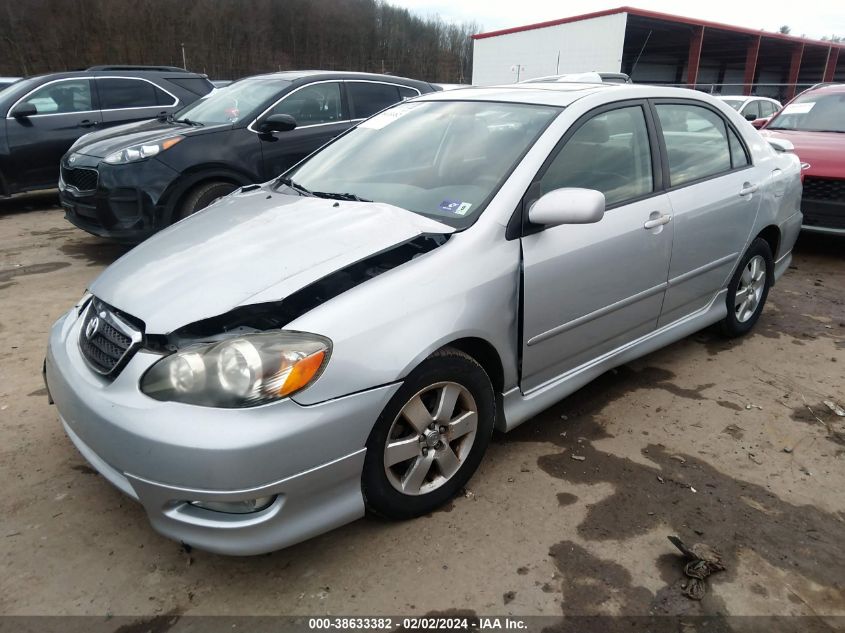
xmin=785 ymin=43 xmax=804 ymax=101
xmin=743 ymin=36 xmax=761 ymax=95
xmin=823 ymin=47 xmax=840 ymax=82
xmin=687 ymin=25 xmax=704 ymax=87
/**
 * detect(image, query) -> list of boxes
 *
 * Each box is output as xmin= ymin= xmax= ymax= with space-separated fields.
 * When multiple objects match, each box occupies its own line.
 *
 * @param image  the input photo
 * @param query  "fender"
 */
xmin=157 ymin=165 xmax=257 ymax=226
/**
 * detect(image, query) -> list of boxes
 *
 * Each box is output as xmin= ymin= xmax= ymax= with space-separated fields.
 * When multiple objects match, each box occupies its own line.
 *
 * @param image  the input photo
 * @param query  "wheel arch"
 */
xmin=755 ymin=224 xmax=781 ymax=261
xmin=440 ymin=337 xmax=505 ymax=394
xmin=160 ymin=166 xmax=254 ymax=225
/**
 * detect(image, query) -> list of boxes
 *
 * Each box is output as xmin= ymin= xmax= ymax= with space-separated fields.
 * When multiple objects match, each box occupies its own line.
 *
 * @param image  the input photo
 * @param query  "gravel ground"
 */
xmin=0 ymin=193 xmax=843 ymax=625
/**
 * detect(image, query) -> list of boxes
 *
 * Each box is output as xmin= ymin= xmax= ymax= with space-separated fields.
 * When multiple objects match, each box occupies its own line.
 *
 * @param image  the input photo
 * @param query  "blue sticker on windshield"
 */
xmin=439 ymin=200 xmax=473 ymax=215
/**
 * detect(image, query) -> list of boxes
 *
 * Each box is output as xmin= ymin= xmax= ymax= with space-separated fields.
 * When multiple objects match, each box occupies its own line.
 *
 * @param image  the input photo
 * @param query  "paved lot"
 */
xmin=0 ymin=194 xmax=843 ymax=622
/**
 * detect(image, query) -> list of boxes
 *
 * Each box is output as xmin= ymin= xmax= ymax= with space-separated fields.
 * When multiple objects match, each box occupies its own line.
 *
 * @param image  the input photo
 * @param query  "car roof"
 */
xmin=803 ymin=82 xmax=845 ymax=95
xmin=242 ymin=70 xmax=432 ymax=87
xmin=13 ymin=69 xmax=205 ymax=83
xmin=718 ymin=95 xmax=779 ymax=103
xmin=415 ymin=83 xmax=719 ymax=107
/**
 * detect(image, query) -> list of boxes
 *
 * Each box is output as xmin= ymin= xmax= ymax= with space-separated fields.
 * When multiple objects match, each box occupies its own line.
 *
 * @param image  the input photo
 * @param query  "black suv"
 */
xmin=0 ymin=66 xmax=213 ymax=197
xmin=60 ymin=71 xmax=437 ymax=241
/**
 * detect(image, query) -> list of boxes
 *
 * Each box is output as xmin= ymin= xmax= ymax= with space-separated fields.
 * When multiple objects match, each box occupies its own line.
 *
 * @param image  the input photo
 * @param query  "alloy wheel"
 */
xmin=735 ymin=254 xmax=766 ymax=323
xmin=383 ymin=381 xmax=478 ymax=496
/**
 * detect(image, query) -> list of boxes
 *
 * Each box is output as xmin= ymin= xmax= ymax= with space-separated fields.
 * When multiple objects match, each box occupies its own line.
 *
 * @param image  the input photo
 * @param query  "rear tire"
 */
xmin=362 ymin=347 xmax=495 ymax=520
xmin=719 ymin=238 xmax=773 ymax=338
xmin=176 ymin=181 xmax=237 ymax=222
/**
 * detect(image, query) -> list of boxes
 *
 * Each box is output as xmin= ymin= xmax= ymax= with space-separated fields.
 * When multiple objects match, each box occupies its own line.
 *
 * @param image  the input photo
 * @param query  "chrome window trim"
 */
xmin=247 ymin=79 xmax=348 ymax=134
xmin=95 ymin=76 xmax=179 ymax=111
xmin=5 ymin=75 xmax=179 ymax=119
xmin=345 ymin=79 xmax=421 ymax=119
xmin=247 ymin=79 xmax=420 ymax=134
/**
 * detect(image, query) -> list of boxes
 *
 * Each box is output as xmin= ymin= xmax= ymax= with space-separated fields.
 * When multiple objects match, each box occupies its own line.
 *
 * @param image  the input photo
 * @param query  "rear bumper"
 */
xmin=46 ymin=307 xmax=401 ymax=554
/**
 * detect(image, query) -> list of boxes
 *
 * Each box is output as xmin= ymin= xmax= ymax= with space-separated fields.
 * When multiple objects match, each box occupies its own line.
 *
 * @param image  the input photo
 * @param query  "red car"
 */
xmin=761 ymin=83 xmax=845 ymax=235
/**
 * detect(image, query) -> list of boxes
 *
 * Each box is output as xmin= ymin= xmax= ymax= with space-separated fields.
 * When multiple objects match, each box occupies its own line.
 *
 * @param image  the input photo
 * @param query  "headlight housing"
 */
xmin=140 ymin=331 xmax=330 ymax=408
xmin=103 ymin=135 xmax=184 ymax=165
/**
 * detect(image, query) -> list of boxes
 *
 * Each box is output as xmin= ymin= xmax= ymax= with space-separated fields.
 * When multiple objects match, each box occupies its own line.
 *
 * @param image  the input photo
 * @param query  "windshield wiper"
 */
xmin=174 ymin=117 xmax=203 ymax=127
xmin=275 ymin=176 xmax=314 ymax=196
xmin=311 ymin=191 xmax=372 ymax=202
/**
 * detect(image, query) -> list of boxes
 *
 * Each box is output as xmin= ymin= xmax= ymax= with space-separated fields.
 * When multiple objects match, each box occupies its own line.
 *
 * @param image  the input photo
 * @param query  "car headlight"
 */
xmin=140 ymin=331 xmax=330 ymax=408
xmin=103 ymin=135 xmax=184 ymax=165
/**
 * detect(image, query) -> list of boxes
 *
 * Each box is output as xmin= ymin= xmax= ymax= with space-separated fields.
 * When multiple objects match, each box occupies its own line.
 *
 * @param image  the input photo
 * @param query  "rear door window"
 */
xmin=98 ymin=78 xmax=173 ymax=109
xmin=759 ymin=100 xmax=775 ymax=117
xmin=398 ymin=85 xmax=421 ymax=100
xmin=656 ymin=103 xmax=732 ymax=187
xmin=348 ymin=82 xmax=402 ymax=119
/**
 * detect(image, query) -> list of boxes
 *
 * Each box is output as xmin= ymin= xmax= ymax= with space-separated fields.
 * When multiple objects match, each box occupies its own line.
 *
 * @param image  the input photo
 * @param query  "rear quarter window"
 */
xmin=167 ymin=77 xmax=215 ymax=96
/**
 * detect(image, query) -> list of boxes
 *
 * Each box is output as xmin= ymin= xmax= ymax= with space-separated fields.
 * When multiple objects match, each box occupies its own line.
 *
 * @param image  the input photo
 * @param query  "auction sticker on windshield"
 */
xmin=359 ymin=102 xmax=425 ymax=130
xmin=781 ymin=102 xmax=815 ymax=115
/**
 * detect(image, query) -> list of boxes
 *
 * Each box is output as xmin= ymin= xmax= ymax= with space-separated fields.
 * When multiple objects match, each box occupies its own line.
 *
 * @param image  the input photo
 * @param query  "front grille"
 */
xmin=803 ymin=177 xmax=845 ymax=202
xmin=79 ymin=298 xmax=142 ymax=376
xmin=62 ymin=166 xmax=99 ymax=192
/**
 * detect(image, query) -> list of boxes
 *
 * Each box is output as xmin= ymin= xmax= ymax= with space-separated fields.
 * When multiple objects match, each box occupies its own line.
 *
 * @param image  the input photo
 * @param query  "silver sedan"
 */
xmin=45 ymin=82 xmax=803 ymax=555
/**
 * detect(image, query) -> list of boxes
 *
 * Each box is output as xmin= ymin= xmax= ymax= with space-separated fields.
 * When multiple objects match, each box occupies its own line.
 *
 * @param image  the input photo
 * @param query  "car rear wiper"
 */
xmin=275 ymin=176 xmax=314 ymax=196
xmin=311 ymin=191 xmax=372 ymax=202
xmin=174 ymin=117 xmax=203 ymax=127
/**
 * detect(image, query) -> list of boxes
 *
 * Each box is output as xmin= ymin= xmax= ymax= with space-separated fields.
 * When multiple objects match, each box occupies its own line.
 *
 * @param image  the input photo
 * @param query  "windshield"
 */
xmin=0 ymin=77 xmax=42 ymax=110
xmin=767 ymin=91 xmax=845 ymax=132
xmin=721 ymin=98 xmax=744 ymax=111
xmin=285 ymin=100 xmax=560 ymax=228
xmin=171 ymin=78 xmax=290 ymax=125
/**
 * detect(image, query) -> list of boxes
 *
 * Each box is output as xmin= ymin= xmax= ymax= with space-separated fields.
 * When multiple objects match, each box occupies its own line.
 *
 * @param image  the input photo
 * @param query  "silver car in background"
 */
xmin=45 ymin=83 xmax=803 ymax=555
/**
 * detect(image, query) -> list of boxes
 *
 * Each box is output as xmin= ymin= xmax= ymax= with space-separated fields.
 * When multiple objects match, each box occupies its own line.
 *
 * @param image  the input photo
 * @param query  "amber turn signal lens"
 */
xmin=161 ymin=137 xmax=184 ymax=151
xmin=279 ymin=350 xmax=326 ymax=397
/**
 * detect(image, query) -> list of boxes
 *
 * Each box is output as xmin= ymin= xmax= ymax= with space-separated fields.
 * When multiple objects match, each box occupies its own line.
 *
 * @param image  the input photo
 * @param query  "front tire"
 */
xmin=176 ymin=181 xmax=237 ymax=222
xmin=719 ymin=238 xmax=773 ymax=337
xmin=363 ymin=347 xmax=495 ymax=519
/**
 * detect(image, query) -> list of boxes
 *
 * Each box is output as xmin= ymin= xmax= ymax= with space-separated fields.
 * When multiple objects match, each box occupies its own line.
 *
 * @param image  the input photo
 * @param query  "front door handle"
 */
xmin=643 ymin=214 xmax=672 ymax=230
xmin=78 ymin=119 xmax=98 ymax=128
xmin=739 ymin=182 xmax=759 ymax=196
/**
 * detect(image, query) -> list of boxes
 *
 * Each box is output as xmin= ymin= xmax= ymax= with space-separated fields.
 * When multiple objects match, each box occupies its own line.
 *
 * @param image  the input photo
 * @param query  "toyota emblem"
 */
xmin=85 ymin=316 xmax=100 ymax=340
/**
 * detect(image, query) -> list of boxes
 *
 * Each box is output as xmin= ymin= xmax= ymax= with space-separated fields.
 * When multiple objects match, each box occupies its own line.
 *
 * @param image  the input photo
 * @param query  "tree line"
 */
xmin=0 ymin=0 xmax=478 ymax=82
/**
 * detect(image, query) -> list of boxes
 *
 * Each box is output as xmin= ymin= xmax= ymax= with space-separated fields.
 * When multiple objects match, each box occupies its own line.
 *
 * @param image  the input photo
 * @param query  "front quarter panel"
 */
xmin=288 ymin=225 xmax=521 ymax=406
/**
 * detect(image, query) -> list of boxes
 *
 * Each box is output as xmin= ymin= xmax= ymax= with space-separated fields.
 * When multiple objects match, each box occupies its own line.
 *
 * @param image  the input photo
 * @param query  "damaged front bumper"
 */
xmin=45 ymin=308 xmax=400 ymax=555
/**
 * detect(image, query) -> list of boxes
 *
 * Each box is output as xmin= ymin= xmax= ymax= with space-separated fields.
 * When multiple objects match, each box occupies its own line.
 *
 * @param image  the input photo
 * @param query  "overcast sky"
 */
xmin=390 ymin=0 xmax=845 ymax=41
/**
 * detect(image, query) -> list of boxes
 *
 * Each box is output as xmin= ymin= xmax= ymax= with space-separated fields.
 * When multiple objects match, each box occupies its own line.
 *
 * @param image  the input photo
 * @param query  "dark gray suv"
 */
xmin=0 ymin=66 xmax=212 ymax=197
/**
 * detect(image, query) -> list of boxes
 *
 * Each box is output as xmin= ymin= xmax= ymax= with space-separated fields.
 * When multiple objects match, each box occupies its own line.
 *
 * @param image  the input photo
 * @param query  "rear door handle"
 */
xmin=78 ymin=119 xmax=98 ymax=128
xmin=739 ymin=182 xmax=759 ymax=196
xmin=643 ymin=214 xmax=672 ymax=229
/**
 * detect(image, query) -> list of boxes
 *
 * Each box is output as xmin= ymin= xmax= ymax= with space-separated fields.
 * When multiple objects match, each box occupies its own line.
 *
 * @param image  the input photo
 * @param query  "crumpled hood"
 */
xmin=90 ymin=187 xmax=454 ymax=333
xmin=760 ymin=129 xmax=845 ymax=179
xmin=72 ymin=119 xmax=227 ymax=158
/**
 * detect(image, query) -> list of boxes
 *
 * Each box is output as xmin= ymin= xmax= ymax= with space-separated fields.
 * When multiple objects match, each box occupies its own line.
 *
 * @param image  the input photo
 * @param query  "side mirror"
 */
xmin=744 ymin=112 xmax=758 ymax=121
xmin=765 ymin=137 xmax=794 ymax=153
xmin=257 ymin=114 xmax=297 ymax=133
xmin=11 ymin=102 xmax=37 ymax=118
xmin=528 ymin=188 xmax=605 ymax=228
xmin=751 ymin=117 xmax=770 ymax=129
